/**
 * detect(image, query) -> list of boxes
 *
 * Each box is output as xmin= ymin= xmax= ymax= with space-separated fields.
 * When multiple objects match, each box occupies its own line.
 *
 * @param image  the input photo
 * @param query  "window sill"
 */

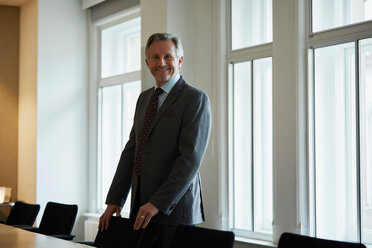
xmin=82 ymin=212 xmax=101 ymax=220
xmin=82 ymin=211 xmax=131 ymax=220
xmin=234 ymin=236 xmax=276 ymax=248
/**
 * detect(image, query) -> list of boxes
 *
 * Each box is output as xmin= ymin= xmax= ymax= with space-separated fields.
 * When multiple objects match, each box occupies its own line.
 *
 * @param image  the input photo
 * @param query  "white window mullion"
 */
xmin=99 ymin=70 xmax=141 ymax=87
xmin=355 ymin=40 xmax=362 ymax=243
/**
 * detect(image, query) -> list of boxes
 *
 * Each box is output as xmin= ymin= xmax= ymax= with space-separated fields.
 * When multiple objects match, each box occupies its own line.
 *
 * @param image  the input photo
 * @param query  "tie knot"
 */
xmin=154 ymin=87 xmax=163 ymax=96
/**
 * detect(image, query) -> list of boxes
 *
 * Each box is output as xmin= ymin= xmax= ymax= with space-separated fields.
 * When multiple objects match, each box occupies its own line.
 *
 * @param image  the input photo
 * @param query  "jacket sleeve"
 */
xmin=149 ymin=91 xmax=212 ymax=215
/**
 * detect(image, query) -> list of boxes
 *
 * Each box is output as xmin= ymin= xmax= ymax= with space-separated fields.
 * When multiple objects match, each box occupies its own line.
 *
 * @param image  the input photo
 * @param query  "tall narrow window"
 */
xmin=232 ymin=61 xmax=253 ymax=232
xmin=253 ymin=58 xmax=273 ymax=234
xmin=229 ymin=0 xmax=273 ymax=240
xmin=312 ymin=42 xmax=357 ymax=241
xmin=230 ymin=58 xmax=273 ymax=238
xmin=97 ymin=14 xmax=141 ymax=215
xmin=309 ymin=1 xmax=372 ymax=244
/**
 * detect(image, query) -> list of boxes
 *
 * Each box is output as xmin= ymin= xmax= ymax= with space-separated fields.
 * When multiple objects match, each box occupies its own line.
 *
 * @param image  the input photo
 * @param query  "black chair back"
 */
xmin=94 ymin=216 xmax=143 ymax=248
xmin=5 ymin=201 xmax=40 ymax=226
xmin=38 ymin=201 xmax=78 ymax=236
xmin=169 ymin=224 xmax=235 ymax=248
xmin=278 ymin=232 xmax=366 ymax=248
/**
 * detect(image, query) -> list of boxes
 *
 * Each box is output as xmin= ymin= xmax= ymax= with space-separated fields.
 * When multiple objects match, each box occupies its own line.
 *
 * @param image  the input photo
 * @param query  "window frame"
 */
xmin=227 ymin=0 xmax=273 ymax=241
xmin=306 ymin=0 xmax=372 ymax=243
xmin=88 ymin=6 xmax=141 ymax=214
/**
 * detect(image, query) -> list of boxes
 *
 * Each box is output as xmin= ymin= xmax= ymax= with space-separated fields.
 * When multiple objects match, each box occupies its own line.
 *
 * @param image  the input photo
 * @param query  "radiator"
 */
xmin=84 ymin=219 xmax=99 ymax=241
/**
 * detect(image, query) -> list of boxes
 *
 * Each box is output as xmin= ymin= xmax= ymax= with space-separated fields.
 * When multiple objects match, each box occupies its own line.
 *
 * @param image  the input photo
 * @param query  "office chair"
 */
xmin=22 ymin=201 xmax=78 ymax=240
xmin=169 ymin=224 xmax=235 ymax=248
xmin=79 ymin=216 xmax=143 ymax=248
xmin=1 ymin=201 xmax=40 ymax=227
xmin=278 ymin=232 xmax=366 ymax=248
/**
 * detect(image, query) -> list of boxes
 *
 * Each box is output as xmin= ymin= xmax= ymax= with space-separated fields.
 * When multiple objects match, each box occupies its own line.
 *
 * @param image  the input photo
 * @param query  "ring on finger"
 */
xmin=140 ymin=215 xmax=146 ymax=219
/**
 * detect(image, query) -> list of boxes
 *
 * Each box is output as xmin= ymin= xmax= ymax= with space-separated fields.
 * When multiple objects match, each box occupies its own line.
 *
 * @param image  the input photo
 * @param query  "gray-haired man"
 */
xmin=99 ymin=33 xmax=211 ymax=247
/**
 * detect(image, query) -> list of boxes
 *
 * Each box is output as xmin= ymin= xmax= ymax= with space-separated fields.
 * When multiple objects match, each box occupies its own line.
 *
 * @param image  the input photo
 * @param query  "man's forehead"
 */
xmin=148 ymin=43 xmax=177 ymax=56
xmin=149 ymin=40 xmax=175 ymax=49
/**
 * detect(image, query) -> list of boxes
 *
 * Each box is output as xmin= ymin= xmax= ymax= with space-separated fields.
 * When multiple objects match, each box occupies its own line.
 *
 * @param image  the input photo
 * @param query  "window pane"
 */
xmin=99 ymin=81 xmax=141 ymax=213
xmin=231 ymin=0 xmax=272 ymax=50
xmin=253 ymin=58 xmax=273 ymax=234
xmin=100 ymin=85 xmax=122 ymax=211
xmin=122 ymin=81 xmax=141 ymax=148
xmin=360 ymin=38 xmax=372 ymax=244
xmin=314 ymin=42 xmax=357 ymax=241
xmin=101 ymin=17 xmax=141 ymax=78
xmin=121 ymin=81 xmax=141 ymax=216
xmin=312 ymin=0 xmax=372 ymax=33
xmin=233 ymin=61 xmax=252 ymax=231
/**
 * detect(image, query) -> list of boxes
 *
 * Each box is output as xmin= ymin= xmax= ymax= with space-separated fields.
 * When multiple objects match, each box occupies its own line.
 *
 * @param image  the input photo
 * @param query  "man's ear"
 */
xmin=145 ymin=58 xmax=150 ymax=69
xmin=178 ymin=56 xmax=184 ymax=69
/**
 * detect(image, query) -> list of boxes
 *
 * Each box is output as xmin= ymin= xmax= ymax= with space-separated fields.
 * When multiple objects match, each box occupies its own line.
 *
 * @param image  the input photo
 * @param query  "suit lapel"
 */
xmin=147 ymin=78 xmax=185 ymax=137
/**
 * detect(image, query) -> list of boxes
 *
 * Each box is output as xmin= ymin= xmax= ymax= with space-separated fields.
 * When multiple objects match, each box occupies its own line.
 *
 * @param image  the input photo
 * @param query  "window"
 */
xmin=308 ymin=2 xmax=372 ymax=244
xmin=101 ymin=17 xmax=141 ymax=78
xmin=228 ymin=0 xmax=273 ymax=240
xmin=231 ymin=0 xmax=272 ymax=50
xmin=95 ymin=12 xmax=141 ymax=215
xmin=312 ymin=0 xmax=372 ymax=33
xmin=311 ymin=42 xmax=357 ymax=241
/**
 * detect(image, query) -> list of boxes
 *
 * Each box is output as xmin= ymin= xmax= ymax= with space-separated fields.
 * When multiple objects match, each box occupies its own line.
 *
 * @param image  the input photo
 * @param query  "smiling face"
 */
xmin=145 ymin=40 xmax=183 ymax=87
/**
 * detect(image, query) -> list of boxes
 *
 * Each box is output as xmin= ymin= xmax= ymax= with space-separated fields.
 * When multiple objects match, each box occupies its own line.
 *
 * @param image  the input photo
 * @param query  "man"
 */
xmin=99 ymin=33 xmax=211 ymax=247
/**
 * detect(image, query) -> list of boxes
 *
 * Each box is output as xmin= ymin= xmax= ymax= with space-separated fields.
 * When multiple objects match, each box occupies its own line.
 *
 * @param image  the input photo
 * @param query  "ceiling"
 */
xmin=0 ymin=0 xmax=31 ymax=7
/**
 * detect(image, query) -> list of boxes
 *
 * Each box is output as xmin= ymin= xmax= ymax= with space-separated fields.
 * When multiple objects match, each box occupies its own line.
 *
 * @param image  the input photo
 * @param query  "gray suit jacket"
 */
xmin=106 ymin=77 xmax=211 ymax=225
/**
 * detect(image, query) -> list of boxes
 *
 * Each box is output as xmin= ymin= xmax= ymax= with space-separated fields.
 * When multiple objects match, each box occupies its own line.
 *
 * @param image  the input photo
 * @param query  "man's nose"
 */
xmin=158 ymin=58 xmax=166 ymax=66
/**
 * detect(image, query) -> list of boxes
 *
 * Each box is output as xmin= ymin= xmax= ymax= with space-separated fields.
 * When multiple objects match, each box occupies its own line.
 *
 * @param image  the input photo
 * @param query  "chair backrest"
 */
xmin=278 ymin=232 xmax=366 ymax=248
xmin=169 ymin=224 xmax=235 ymax=248
xmin=38 ymin=201 xmax=78 ymax=235
xmin=94 ymin=216 xmax=143 ymax=248
xmin=5 ymin=201 xmax=40 ymax=226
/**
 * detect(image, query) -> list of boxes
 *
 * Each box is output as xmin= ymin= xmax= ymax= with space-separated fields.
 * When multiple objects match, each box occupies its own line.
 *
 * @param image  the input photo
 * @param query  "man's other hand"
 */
xmin=133 ymin=202 xmax=159 ymax=230
xmin=98 ymin=204 xmax=121 ymax=231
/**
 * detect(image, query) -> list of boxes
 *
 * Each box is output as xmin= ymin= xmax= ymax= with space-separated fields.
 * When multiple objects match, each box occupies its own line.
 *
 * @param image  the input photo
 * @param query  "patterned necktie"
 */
xmin=134 ymin=87 xmax=163 ymax=176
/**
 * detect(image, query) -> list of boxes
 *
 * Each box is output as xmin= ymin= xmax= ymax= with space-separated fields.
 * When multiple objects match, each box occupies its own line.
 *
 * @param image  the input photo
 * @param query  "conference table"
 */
xmin=0 ymin=223 xmax=91 ymax=248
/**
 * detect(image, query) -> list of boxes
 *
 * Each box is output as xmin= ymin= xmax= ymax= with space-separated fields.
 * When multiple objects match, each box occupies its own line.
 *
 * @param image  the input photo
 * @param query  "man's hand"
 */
xmin=98 ymin=204 xmax=121 ymax=231
xmin=133 ymin=202 xmax=159 ymax=230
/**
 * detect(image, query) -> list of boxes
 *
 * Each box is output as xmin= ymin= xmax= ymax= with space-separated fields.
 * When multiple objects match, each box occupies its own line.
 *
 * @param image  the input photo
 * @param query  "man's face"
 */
xmin=146 ymin=40 xmax=183 ymax=87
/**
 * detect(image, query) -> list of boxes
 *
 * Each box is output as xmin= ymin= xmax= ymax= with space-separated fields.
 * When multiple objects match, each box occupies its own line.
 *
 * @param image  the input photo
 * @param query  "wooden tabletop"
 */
xmin=0 ymin=223 xmax=91 ymax=248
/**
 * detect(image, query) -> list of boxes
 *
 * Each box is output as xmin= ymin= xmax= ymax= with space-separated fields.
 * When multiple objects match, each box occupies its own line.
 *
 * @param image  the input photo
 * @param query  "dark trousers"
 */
xmin=131 ymin=178 xmax=177 ymax=248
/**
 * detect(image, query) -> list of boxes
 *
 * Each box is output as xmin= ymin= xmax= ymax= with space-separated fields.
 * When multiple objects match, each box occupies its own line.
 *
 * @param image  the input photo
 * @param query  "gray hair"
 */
xmin=145 ymin=33 xmax=184 ymax=59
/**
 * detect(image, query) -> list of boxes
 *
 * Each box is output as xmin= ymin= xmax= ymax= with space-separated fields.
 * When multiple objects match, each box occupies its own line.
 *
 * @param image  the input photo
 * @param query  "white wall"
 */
xmin=272 ymin=0 xmax=302 ymax=241
xmin=36 ymin=0 xmax=88 ymax=240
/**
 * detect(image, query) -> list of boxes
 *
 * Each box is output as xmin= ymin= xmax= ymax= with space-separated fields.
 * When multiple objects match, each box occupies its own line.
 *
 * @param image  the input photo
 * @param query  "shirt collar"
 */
xmin=157 ymin=74 xmax=180 ymax=94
